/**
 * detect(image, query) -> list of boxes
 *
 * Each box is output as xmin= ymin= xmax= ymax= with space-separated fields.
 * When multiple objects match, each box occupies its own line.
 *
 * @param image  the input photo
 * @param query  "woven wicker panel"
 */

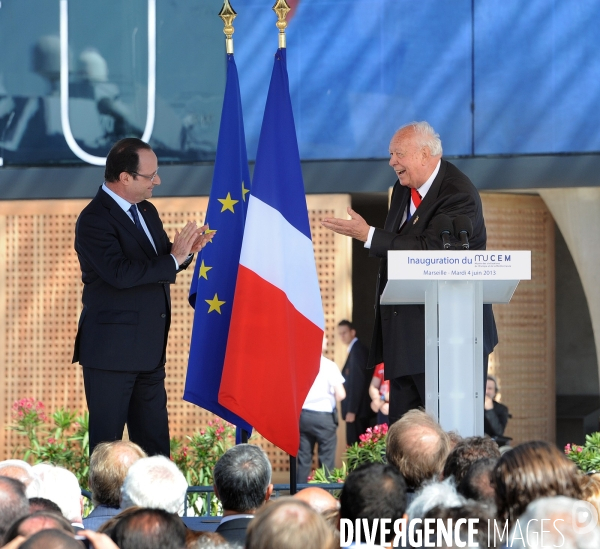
xmin=482 ymin=193 xmax=555 ymax=445
xmin=0 ymin=195 xmax=352 ymax=476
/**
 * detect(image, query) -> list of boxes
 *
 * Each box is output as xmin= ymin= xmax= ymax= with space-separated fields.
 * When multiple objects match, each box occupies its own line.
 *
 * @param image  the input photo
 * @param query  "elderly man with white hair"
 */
xmin=0 ymin=459 xmax=41 ymax=498
xmin=120 ymin=455 xmax=188 ymax=514
xmin=32 ymin=464 xmax=84 ymax=530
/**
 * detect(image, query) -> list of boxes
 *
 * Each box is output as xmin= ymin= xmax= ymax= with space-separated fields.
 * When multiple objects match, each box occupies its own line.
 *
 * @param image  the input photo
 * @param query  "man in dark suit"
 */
xmin=73 ymin=138 xmax=211 ymax=457
xmin=323 ymin=122 xmax=497 ymax=425
xmin=213 ymin=444 xmax=273 ymax=547
xmin=338 ymin=320 xmax=377 ymax=445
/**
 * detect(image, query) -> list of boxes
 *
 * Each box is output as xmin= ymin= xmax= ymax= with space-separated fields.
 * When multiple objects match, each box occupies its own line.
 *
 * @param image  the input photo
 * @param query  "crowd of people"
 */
xmin=1 ymin=409 xmax=598 ymax=548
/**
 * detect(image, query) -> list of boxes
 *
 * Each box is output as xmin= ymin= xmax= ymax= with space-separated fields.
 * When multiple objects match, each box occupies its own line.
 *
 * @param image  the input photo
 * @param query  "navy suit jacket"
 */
xmin=368 ymin=160 xmax=498 ymax=379
xmin=215 ymin=517 xmax=253 ymax=546
xmin=73 ymin=186 xmax=189 ymax=372
xmin=341 ymin=339 xmax=376 ymax=420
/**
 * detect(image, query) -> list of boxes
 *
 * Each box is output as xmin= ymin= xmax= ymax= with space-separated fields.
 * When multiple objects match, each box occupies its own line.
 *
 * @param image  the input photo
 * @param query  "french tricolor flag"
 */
xmin=218 ymin=48 xmax=324 ymax=456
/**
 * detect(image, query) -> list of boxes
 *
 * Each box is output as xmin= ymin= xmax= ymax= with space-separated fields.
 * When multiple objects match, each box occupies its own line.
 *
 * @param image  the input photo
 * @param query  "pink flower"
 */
xmin=565 ymin=444 xmax=572 ymax=454
xmin=47 ymin=437 xmax=56 ymax=444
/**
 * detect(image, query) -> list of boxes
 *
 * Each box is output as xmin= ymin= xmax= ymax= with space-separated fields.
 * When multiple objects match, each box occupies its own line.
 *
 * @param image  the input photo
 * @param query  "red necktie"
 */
xmin=406 ymin=189 xmax=422 ymax=223
xmin=411 ymin=188 xmax=422 ymax=209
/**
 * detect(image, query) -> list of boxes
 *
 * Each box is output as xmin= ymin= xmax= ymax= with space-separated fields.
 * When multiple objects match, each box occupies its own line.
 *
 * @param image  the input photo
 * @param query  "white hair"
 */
xmin=407 ymin=477 xmax=465 ymax=521
xmin=398 ymin=121 xmax=443 ymax=156
xmin=32 ymin=464 xmax=82 ymax=522
xmin=121 ymin=455 xmax=188 ymax=515
xmin=0 ymin=459 xmax=42 ymax=498
xmin=509 ymin=497 xmax=600 ymax=549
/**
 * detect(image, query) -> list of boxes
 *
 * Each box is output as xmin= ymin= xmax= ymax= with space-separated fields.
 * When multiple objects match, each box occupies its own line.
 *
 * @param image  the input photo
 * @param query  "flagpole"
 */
xmin=219 ymin=0 xmax=236 ymax=54
xmin=272 ymin=0 xmax=299 ymax=493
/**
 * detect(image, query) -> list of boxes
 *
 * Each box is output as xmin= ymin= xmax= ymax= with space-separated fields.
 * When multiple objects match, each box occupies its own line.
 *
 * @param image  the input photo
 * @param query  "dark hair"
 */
xmin=104 ymin=138 xmax=152 ymax=183
xmin=19 ymin=529 xmax=82 ymax=549
xmin=89 ymin=440 xmax=146 ymax=507
xmin=0 ymin=476 xmax=29 ymax=541
xmin=340 ymin=463 xmax=407 ymax=544
xmin=386 ymin=409 xmax=450 ymax=489
xmin=4 ymin=511 xmax=74 ymax=544
xmin=213 ymin=444 xmax=271 ymax=513
xmin=110 ymin=508 xmax=186 ymax=549
xmin=29 ymin=497 xmax=63 ymax=515
xmin=457 ymin=458 xmax=498 ymax=504
xmin=443 ymin=436 xmax=500 ymax=483
xmin=337 ymin=320 xmax=355 ymax=331
xmin=493 ymin=440 xmax=583 ymax=528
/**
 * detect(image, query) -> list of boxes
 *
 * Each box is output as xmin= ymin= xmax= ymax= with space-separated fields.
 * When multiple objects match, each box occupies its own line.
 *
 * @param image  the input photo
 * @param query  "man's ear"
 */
xmin=265 ymin=483 xmax=274 ymax=502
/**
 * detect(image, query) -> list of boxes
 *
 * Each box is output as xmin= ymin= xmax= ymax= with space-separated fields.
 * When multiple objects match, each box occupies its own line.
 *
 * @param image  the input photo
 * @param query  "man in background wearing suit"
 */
xmin=73 ymin=138 xmax=211 ymax=457
xmin=338 ymin=320 xmax=377 ymax=445
xmin=323 ymin=122 xmax=497 ymax=425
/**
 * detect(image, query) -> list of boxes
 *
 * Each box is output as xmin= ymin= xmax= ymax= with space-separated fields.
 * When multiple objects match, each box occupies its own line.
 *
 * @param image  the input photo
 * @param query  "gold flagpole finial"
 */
xmin=219 ymin=0 xmax=237 ymax=54
xmin=272 ymin=0 xmax=291 ymax=49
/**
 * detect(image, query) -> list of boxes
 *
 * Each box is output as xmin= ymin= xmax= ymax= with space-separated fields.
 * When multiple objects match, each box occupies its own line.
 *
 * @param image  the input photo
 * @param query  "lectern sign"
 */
xmin=388 ymin=250 xmax=531 ymax=281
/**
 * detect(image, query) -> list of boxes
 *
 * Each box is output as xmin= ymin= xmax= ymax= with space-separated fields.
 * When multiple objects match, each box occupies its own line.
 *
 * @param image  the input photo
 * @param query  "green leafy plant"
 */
xmin=565 ymin=433 xmax=600 ymax=473
xmin=170 ymin=418 xmax=235 ymax=515
xmin=309 ymin=423 xmax=388 ymax=484
xmin=10 ymin=398 xmax=90 ymax=488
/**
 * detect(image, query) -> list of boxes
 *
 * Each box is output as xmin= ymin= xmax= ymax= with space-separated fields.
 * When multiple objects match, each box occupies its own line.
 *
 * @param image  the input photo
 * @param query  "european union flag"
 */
xmin=183 ymin=53 xmax=252 ymax=434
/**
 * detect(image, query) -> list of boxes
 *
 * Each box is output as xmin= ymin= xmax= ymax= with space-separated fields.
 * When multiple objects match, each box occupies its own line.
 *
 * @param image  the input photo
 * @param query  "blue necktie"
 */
xmin=129 ymin=204 xmax=145 ymax=234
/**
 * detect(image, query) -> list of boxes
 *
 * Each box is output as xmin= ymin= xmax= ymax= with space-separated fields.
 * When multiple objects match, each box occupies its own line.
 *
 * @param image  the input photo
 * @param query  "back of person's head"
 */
xmin=340 ymin=463 xmax=407 ymax=545
xmin=509 ymin=496 xmax=600 ymax=549
xmin=580 ymin=472 xmax=600 ymax=520
xmin=104 ymin=138 xmax=152 ymax=183
xmin=246 ymin=498 xmax=336 ymax=549
xmin=457 ymin=458 xmax=498 ymax=505
xmin=121 ymin=455 xmax=188 ymax=514
xmin=110 ymin=508 xmax=186 ymax=549
xmin=89 ymin=440 xmax=147 ymax=507
xmin=4 ymin=511 xmax=74 ymax=544
xmin=213 ymin=444 xmax=272 ymax=513
xmin=293 ymin=487 xmax=339 ymax=514
xmin=407 ymin=478 xmax=465 ymax=521
xmin=29 ymin=497 xmax=63 ymax=514
xmin=34 ymin=465 xmax=82 ymax=523
xmin=97 ymin=506 xmax=142 ymax=536
xmin=19 ymin=528 xmax=82 ymax=549
xmin=386 ymin=409 xmax=450 ymax=489
xmin=443 ymin=436 xmax=500 ymax=483
xmin=423 ymin=502 xmax=494 ymax=548
xmin=0 ymin=476 xmax=30 ymax=541
xmin=185 ymin=530 xmax=229 ymax=548
xmin=493 ymin=440 xmax=583 ymax=527
xmin=0 ymin=459 xmax=41 ymax=497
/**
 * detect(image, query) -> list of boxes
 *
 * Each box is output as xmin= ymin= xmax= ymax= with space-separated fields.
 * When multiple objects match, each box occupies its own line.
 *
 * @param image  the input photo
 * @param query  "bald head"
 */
xmin=293 ymin=487 xmax=339 ymax=514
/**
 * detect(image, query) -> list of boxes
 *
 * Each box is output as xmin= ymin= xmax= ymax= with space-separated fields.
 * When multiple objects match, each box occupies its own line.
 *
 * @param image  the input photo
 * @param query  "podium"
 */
xmin=380 ymin=250 xmax=531 ymax=436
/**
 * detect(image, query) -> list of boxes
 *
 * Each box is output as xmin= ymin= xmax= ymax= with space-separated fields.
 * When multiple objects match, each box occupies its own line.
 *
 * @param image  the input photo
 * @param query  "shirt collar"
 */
xmin=220 ymin=514 xmax=254 ymax=524
xmin=102 ymin=182 xmax=135 ymax=213
xmin=416 ymin=159 xmax=441 ymax=199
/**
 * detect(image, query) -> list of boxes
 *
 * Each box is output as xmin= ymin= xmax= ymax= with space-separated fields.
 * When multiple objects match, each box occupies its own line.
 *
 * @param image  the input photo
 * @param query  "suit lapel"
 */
xmin=138 ymin=202 xmax=166 ymax=255
xmin=386 ymin=182 xmax=409 ymax=233
xmin=98 ymin=188 xmax=157 ymax=259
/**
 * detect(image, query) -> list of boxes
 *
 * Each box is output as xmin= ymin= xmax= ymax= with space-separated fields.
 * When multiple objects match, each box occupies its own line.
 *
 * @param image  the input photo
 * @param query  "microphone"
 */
xmin=453 ymin=215 xmax=473 ymax=249
xmin=432 ymin=214 xmax=454 ymax=249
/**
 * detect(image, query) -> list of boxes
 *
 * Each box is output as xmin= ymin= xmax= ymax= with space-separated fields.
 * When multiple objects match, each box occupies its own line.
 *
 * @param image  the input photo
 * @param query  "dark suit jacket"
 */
xmin=368 ymin=160 xmax=498 ymax=379
xmin=341 ymin=339 xmax=376 ymax=420
xmin=484 ymin=400 xmax=510 ymax=437
xmin=215 ymin=516 xmax=253 ymax=546
xmin=73 ymin=186 xmax=189 ymax=372
xmin=82 ymin=504 xmax=120 ymax=532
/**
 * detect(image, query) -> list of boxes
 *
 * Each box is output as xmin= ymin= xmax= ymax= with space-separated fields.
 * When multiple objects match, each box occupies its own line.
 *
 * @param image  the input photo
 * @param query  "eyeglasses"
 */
xmin=131 ymin=169 xmax=159 ymax=182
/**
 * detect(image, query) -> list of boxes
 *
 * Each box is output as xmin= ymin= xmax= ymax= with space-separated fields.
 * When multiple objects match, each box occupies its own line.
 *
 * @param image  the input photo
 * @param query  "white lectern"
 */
xmin=380 ymin=250 xmax=531 ymax=436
